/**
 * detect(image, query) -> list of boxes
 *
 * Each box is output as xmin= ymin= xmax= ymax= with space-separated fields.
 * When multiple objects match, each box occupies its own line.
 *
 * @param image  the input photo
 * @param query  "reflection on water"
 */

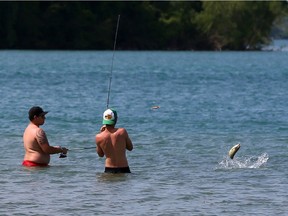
xmin=96 ymin=172 xmax=131 ymax=183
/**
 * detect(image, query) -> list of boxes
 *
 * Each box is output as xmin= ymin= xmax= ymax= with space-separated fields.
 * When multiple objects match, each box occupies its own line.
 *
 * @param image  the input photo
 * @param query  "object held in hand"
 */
xmin=59 ymin=153 xmax=67 ymax=158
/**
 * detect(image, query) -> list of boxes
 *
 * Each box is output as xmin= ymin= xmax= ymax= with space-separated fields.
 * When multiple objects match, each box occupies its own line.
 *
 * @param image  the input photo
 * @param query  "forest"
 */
xmin=0 ymin=1 xmax=287 ymax=51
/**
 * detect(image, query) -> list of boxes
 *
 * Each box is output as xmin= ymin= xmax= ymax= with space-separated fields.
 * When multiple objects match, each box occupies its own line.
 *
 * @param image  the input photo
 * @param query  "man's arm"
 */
xmin=36 ymin=128 xmax=66 ymax=154
xmin=95 ymin=135 xmax=105 ymax=157
xmin=123 ymin=129 xmax=133 ymax=151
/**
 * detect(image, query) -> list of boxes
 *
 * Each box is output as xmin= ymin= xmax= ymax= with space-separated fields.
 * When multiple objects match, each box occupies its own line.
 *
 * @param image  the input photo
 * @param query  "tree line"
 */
xmin=0 ymin=1 xmax=287 ymax=51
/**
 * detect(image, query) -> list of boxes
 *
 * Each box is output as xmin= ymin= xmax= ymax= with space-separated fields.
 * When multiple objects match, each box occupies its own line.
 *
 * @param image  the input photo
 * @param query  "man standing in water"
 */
xmin=22 ymin=106 xmax=68 ymax=167
xmin=95 ymin=109 xmax=133 ymax=173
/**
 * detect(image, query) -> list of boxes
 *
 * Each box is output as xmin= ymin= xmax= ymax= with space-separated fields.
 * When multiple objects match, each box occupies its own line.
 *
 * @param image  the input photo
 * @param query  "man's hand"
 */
xmin=100 ymin=125 xmax=106 ymax=132
xmin=61 ymin=147 xmax=68 ymax=154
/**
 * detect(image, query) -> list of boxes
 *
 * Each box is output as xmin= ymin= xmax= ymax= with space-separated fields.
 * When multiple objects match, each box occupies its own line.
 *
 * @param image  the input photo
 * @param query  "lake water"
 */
xmin=0 ymin=47 xmax=287 ymax=215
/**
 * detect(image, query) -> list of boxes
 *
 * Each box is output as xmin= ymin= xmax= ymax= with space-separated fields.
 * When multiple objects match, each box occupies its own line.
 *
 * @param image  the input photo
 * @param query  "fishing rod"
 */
xmin=59 ymin=16 xmax=121 ymax=159
xmin=106 ymin=14 xmax=121 ymax=109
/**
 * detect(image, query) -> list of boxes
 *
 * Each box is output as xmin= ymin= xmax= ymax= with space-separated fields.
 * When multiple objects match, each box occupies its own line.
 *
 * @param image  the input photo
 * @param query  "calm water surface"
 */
xmin=0 ymin=49 xmax=287 ymax=215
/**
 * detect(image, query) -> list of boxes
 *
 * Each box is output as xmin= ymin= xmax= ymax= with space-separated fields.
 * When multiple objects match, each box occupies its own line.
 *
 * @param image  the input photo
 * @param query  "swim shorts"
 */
xmin=105 ymin=167 xmax=131 ymax=173
xmin=22 ymin=160 xmax=48 ymax=167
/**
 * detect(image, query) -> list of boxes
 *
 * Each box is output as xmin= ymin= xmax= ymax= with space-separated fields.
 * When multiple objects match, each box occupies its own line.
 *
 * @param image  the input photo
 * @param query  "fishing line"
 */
xmin=59 ymin=146 xmax=95 ymax=157
xmin=106 ymin=14 xmax=121 ymax=109
xmin=61 ymin=16 xmax=120 ymax=159
xmin=68 ymin=147 xmax=96 ymax=151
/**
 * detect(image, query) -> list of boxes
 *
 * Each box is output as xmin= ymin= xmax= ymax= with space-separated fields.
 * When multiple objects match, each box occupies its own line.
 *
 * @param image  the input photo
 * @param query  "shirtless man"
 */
xmin=22 ymin=106 xmax=68 ymax=167
xmin=95 ymin=109 xmax=133 ymax=173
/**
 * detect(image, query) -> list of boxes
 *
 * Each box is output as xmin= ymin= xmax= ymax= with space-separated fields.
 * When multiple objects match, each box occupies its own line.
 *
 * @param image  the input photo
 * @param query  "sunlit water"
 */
xmin=0 ymin=46 xmax=287 ymax=215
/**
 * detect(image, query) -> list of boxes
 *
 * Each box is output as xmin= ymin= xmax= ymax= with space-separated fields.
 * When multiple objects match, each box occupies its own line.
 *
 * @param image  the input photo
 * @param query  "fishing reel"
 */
xmin=59 ymin=146 xmax=67 ymax=158
xmin=59 ymin=153 xmax=67 ymax=158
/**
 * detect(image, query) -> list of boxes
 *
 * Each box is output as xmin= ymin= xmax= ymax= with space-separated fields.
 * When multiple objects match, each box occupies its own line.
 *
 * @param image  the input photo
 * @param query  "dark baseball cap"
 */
xmin=29 ymin=106 xmax=48 ymax=120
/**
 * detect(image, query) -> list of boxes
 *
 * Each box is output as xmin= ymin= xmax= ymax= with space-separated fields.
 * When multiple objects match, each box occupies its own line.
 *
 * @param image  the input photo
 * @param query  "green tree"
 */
xmin=15 ymin=2 xmax=43 ymax=49
xmin=195 ymin=1 xmax=286 ymax=50
xmin=0 ymin=1 xmax=287 ymax=50
xmin=158 ymin=1 xmax=202 ymax=50
xmin=0 ymin=2 xmax=18 ymax=48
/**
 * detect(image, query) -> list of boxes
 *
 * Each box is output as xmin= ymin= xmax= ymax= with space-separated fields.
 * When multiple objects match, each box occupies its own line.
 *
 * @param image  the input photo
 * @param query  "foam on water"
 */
xmin=217 ymin=153 xmax=269 ymax=169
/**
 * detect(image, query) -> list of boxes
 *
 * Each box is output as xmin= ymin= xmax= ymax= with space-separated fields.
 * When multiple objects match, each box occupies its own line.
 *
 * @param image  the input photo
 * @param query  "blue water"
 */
xmin=0 ymin=48 xmax=288 ymax=215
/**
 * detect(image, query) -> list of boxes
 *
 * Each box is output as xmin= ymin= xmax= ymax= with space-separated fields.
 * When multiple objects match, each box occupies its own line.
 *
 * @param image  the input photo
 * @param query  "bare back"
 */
xmin=96 ymin=127 xmax=133 ymax=168
xmin=23 ymin=123 xmax=50 ymax=164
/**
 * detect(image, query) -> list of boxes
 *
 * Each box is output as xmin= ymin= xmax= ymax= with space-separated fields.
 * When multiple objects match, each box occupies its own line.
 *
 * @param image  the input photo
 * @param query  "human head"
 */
xmin=28 ymin=106 xmax=48 ymax=121
xmin=102 ymin=108 xmax=117 ymax=125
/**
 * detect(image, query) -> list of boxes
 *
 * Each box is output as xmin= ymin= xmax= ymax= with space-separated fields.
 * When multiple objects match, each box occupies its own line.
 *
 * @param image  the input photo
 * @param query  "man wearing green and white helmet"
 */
xmin=95 ymin=109 xmax=133 ymax=173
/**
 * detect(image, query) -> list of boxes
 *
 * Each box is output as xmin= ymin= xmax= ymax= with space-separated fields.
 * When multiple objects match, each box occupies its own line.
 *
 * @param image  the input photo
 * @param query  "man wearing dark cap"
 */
xmin=95 ymin=108 xmax=133 ymax=173
xmin=22 ymin=106 xmax=68 ymax=167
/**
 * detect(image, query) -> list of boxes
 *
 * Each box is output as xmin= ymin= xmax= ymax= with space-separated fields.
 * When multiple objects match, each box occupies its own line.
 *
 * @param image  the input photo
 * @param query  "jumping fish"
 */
xmin=228 ymin=143 xmax=241 ymax=159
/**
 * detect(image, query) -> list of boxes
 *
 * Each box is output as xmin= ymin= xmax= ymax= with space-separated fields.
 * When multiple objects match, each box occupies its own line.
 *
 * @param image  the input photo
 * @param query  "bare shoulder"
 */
xmin=36 ymin=127 xmax=45 ymax=136
xmin=95 ymin=133 xmax=101 ymax=139
xmin=118 ymin=127 xmax=128 ymax=135
xmin=36 ymin=128 xmax=49 ymax=145
xmin=24 ymin=124 xmax=39 ymax=138
xmin=118 ymin=127 xmax=126 ymax=132
xmin=96 ymin=133 xmax=101 ymax=138
xmin=96 ymin=132 xmax=104 ymax=142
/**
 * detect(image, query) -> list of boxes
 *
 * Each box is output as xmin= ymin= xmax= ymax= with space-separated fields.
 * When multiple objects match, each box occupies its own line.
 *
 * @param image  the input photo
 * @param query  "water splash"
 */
xmin=217 ymin=153 xmax=269 ymax=169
